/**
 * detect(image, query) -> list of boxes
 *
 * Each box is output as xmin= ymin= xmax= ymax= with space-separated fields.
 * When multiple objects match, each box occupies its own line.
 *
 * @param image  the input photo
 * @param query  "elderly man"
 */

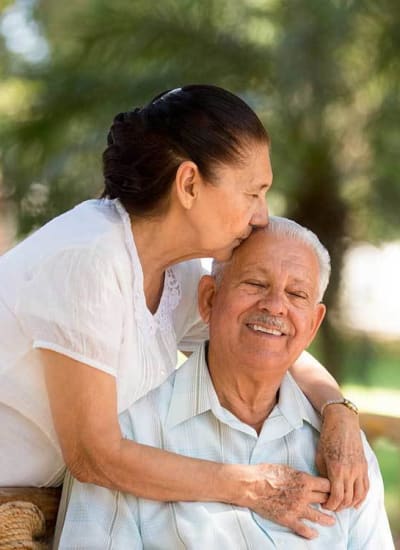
xmin=59 ymin=217 xmax=393 ymax=549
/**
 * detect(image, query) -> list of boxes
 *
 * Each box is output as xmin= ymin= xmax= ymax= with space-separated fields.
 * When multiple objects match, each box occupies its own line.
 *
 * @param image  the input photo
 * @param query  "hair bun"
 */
xmin=114 ymin=112 xmax=126 ymax=123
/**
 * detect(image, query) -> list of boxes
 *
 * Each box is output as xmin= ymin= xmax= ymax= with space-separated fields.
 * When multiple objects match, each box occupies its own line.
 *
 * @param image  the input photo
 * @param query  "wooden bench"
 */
xmin=359 ymin=412 xmax=400 ymax=446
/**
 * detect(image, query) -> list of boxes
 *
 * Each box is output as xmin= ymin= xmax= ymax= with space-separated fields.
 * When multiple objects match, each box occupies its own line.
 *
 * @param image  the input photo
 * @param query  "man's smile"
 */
xmin=244 ymin=314 xmax=291 ymax=338
xmin=246 ymin=323 xmax=285 ymax=337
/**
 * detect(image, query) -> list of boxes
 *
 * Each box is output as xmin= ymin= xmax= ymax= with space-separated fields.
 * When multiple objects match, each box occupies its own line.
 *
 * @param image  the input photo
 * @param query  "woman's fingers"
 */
xmin=310 ymin=475 xmax=331 ymax=494
xmin=290 ymin=520 xmax=318 ymax=540
xmin=246 ymin=463 xmax=337 ymax=539
xmin=304 ymin=506 xmax=336 ymax=527
xmin=352 ymin=473 xmax=369 ymax=509
xmin=317 ymin=404 xmax=369 ymax=511
xmin=312 ymin=491 xmax=330 ymax=504
xmin=323 ymin=465 xmax=369 ymax=511
xmin=284 ymin=506 xmax=335 ymax=539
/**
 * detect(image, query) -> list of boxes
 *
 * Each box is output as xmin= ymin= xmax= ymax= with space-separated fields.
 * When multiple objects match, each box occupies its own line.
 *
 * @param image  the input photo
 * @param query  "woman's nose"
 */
xmin=250 ymin=197 xmax=269 ymax=228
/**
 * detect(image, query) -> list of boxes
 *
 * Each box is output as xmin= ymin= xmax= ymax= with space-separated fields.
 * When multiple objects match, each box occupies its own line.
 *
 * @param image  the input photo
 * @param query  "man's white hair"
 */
xmin=212 ymin=216 xmax=331 ymax=302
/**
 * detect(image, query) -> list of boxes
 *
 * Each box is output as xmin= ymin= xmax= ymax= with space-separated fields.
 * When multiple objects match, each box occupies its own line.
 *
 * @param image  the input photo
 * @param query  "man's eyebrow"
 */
xmin=236 ymin=266 xmax=314 ymax=285
xmin=290 ymin=276 xmax=313 ymax=285
xmin=237 ymin=264 xmax=269 ymax=277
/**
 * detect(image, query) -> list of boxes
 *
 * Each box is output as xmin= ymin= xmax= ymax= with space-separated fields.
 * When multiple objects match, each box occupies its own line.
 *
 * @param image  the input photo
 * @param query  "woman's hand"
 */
xmin=316 ymin=404 xmax=369 ymax=511
xmin=236 ymin=463 xmax=334 ymax=539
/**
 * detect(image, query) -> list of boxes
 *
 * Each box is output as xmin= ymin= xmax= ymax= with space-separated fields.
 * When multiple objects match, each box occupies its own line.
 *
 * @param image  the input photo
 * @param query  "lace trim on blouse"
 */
xmin=113 ymin=199 xmax=181 ymax=336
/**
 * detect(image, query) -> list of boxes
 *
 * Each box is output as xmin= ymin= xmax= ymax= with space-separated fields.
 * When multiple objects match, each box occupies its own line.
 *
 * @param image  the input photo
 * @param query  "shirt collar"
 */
xmin=166 ymin=342 xmax=215 ymax=430
xmin=272 ymin=372 xmax=321 ymax=432
xmin=166 ymin=342 xmax=321 ymax=435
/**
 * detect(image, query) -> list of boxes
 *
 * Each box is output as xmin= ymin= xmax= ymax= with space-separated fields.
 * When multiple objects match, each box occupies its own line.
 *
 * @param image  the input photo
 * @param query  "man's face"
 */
xmin=200 ymin=229 xmax=326 ymax=375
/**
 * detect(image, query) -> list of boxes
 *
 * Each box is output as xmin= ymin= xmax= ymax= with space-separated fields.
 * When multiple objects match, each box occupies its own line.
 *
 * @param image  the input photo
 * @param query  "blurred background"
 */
xmin=0 ymin=0 xmax=399 ymax=542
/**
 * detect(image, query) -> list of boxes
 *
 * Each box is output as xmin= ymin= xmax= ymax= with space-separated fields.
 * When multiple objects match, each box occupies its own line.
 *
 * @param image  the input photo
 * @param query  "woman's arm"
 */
xmin=290 ymin=351 xmax=369 ymax=511
xmin=290 ymin=351 xmax=343 ymax=409
xmin=42 ymin=349 xmax=332 ymax=539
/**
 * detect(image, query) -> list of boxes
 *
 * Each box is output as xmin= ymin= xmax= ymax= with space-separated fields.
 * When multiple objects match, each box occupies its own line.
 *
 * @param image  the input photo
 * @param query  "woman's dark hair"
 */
xmin=102 ymin=84 xmax=270 ymax=217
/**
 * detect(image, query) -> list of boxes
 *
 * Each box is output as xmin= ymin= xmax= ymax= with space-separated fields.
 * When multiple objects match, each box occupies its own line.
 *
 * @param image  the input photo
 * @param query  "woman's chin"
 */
xmin=211 ymin=246 xmax=236 ymax=262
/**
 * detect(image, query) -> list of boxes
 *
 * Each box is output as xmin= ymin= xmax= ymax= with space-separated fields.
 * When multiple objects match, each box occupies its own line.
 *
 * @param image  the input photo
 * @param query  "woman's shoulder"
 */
xmin=45 ymin=199 xmax=124 ymax=250
xmin=0 ymin=199 xmax=132 ymax=290
xmin=6 ymin=200 xmax=125 ymax=260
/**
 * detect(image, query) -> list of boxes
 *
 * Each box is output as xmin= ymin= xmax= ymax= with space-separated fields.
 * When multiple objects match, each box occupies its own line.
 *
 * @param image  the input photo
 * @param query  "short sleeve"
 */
xmin=16 ymin=246 xmax=124 ymax=376
xmin=173 ymin=259 xmax=209 ymax=353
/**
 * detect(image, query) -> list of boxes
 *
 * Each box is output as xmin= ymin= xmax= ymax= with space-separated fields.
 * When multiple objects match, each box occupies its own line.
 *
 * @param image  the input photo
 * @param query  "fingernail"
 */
xmin=327 ymin=516 xmax=336 ymax=524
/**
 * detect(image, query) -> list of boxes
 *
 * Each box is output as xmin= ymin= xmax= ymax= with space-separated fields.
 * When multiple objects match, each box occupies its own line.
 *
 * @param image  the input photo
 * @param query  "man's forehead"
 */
xmin=230 ymin=229 xmax=283 ymax=263
xmin=228 ymin=230 xmax=318 ymax=279
xmin=228 ymin=258 xmax=317 ymax=287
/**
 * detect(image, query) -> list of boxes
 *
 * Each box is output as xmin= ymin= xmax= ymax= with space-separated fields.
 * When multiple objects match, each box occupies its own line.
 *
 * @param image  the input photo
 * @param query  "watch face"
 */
xmin=343 ymin=398 xmax=359 ymax=414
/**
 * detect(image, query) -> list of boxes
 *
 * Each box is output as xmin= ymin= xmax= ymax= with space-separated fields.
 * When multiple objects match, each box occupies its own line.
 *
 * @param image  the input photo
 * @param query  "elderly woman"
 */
xmin=0 ymin=85 xmax=366 ymax=535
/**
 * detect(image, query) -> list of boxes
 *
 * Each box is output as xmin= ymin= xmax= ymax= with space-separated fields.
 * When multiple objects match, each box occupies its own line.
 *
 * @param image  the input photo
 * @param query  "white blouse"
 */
xmin=0 ymin=199 xmax=208 ymax=487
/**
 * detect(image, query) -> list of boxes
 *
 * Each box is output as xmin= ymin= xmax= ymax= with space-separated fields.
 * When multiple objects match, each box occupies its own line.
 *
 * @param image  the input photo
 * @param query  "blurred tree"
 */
xmin=1 ymin=0 xmax=399 ymax=378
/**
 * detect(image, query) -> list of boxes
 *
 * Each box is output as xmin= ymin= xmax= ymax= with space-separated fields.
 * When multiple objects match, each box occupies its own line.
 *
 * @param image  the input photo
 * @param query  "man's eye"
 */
xmin=244 ymin=281 xmax=264 ymax=288
xmin=289 ymin=291 xmax=307 ymax=299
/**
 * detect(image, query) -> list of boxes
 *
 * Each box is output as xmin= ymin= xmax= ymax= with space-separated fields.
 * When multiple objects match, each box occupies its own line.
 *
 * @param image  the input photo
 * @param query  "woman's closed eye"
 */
xmin=246 ymin=190 xmax=265 ymax=200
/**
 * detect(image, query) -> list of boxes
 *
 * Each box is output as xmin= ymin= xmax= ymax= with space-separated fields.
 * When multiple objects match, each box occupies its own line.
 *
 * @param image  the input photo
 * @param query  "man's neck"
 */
xmin=206 ymin=343 xmax=284 ymax=434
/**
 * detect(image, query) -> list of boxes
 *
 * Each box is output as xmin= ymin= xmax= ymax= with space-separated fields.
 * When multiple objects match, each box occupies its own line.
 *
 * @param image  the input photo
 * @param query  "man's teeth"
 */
xmin=250 ymin=324 xmax=283 ymax=336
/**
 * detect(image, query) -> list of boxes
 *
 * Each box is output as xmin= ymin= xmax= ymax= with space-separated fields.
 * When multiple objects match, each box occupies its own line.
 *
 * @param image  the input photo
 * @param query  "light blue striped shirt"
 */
xmin=59 ymin=343 xmax=394 ymax=549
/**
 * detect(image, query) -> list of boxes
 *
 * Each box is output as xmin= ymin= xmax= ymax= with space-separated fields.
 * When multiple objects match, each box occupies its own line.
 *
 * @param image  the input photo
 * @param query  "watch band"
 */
xmin=320 ymin=398 xmax=359 ymax=418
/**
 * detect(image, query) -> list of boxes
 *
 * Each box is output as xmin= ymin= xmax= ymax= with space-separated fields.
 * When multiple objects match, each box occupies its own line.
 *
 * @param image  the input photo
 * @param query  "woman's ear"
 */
xmin=174 ymin=160 xmax=201 ymax=210
xmin=198 ymin=275 xmax=217 ymax=324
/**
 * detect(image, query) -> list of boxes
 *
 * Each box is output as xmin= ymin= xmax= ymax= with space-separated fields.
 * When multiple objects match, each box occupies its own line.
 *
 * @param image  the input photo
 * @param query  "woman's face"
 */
xmin=192 ymin=141 xmax=273 ymax=261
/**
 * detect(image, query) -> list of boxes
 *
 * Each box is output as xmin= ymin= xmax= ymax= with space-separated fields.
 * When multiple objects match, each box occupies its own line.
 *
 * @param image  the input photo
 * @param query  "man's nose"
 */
xmin=258 ymin=289 xmax=286 ymax=315
xmin=250 ymin=197 xmax=269 ymax=228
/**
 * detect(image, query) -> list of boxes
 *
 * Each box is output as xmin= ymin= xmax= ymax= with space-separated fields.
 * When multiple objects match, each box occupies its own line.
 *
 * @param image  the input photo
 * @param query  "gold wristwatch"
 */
xmin=320 ymin=398 xmax=359 ymax=418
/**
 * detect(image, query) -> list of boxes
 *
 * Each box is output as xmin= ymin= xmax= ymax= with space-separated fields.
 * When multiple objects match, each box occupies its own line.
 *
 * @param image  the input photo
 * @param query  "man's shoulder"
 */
xmin=278 ymin=372 xmax=322 ymax=432
xmin=119 ymin=346 xmax=202 ymax=435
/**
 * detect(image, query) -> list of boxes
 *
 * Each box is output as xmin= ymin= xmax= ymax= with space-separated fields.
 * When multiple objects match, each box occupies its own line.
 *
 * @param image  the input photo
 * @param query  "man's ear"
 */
xmin=307 ymin=303 xmax=326 ymax=347
xmin=198 ymin=275 xmax=217 ymax=324
xmin=174 ymin=160 xmax=201 ymax=210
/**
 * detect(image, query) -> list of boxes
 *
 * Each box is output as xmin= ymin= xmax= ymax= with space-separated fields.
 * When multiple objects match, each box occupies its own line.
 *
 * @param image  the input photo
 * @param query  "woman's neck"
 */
xmin=130 ymin=211 xmax=202 ymax=313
